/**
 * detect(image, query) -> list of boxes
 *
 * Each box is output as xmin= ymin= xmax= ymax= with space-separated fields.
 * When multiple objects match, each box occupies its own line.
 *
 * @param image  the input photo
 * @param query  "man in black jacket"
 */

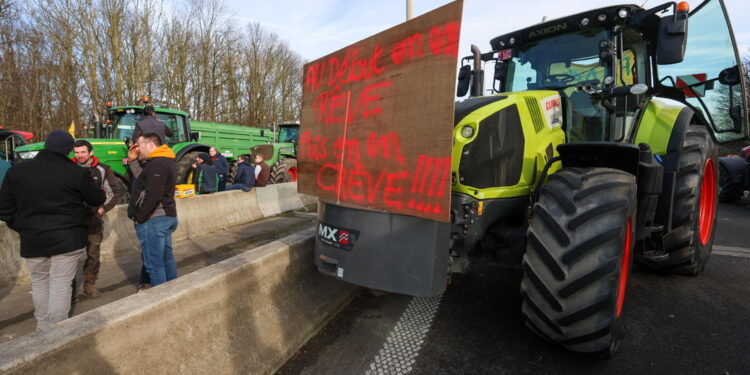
xmin=127 ymin=133 xmax=178 ymax=287
xmin=209 ymin=147 xmax=229 ymax=191
xmin=0 ymin=130 xmax=105 ymax=331
xmin=132 ymin=105 xmax=172 ymax=144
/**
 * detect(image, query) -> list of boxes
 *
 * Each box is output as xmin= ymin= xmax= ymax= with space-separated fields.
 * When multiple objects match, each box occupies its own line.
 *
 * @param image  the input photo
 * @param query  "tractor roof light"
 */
xmin=498 ymin=41 xmax=506 ymax=48
xmin=461 ymin=125 xmax=475 ymax=139
xmin=618 ymin=8 xmax=628 ymax=18
xmin=597 ymin=13 xmax=607 ymax=22
xmin=105 ymin=101 xmax=113 ymax=108
xmin=630 ymin=84 xmax=649 ymax=95
xmin=676 ymin=1 xmax=689 ymax=12
xmin=509 ymin=37 xmax=516 ymax=45
xmin=142 ymin=96 xmax=150 ymax=104
xmin=580 ymin=17 xmax=590 ymax=26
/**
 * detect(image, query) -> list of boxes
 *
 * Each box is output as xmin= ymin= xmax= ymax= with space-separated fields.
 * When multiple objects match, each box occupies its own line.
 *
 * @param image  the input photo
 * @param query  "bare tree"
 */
xmin=0 ymin=0 xmax=304 ymax=140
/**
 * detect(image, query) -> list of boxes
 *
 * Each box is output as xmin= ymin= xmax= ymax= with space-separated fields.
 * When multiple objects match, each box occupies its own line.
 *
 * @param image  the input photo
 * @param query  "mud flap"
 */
xmin=315 ymin=201 xmax=450 ymax=297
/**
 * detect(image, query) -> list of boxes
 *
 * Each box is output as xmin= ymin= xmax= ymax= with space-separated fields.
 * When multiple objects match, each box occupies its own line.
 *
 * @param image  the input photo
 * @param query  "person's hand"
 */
xmin=127 ymin=144 xmax=140 ymax=161
xmin=97 ymin=207 xmax=105 ymax=216
xmin=192 ymin=162 xmax=197 ymax=169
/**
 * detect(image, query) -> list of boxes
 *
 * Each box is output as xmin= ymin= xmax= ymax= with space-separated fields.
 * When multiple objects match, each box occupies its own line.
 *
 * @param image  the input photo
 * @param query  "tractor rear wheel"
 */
xmin=522 ymin=167 xmax=636 ymax=357
xmin=269 ymin=157 xmax=297 ymax=184
xmin=176 ymin=151 xmax=201 ymax=184
xmin=646 ymin=125 xmax=717 ymax=275
xmin=718 ymin=163 xmax=742 ymax=203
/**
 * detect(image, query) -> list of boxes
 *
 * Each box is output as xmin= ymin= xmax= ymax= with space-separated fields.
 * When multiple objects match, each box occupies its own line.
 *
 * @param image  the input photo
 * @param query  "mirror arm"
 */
xmin=628 ymin=2 xmax=675 ymax=27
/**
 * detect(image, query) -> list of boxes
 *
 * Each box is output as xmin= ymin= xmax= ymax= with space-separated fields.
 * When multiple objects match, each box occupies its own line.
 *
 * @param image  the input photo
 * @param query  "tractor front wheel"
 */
xmin=522 ymin=167 xmax=636 ymax=357
xmin=269 ymin=157 xmax=297 ymax=184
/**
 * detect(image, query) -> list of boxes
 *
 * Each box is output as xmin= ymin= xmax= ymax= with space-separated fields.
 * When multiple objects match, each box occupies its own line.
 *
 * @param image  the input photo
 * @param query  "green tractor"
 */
xmin=14 ymin=102 xmax=300 ymax=194
xmin=315 ymin=0 xmax=748 ymax=356
xmin=254 ymin=122 xmax=299 ymax=184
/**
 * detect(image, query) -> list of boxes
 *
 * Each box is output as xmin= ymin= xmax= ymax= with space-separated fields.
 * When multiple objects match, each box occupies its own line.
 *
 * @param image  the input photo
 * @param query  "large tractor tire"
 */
xmin=645 ymin=125 xmax=718 ymax=275
xmin=718 ymin=163 xmax=742 ymax=203
xmin=176 ymin=151 xmax=201 ymax=184
xmin=269 ymin=157 xmax=297 ymax=184
xmin=522 ymin=167 xmax=636 ymax=356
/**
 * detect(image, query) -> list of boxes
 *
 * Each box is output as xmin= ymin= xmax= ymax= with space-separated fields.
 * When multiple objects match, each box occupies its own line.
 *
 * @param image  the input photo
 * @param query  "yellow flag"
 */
xmin=68 ymin=121 xmax=75 ymax=138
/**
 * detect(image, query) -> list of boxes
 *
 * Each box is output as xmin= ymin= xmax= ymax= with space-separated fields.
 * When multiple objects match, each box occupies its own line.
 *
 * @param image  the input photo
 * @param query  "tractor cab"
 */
xmin=459 ymin=1 xmax=747 ymax=145
xmin=104 ymin=103 xmax=194 ymax=146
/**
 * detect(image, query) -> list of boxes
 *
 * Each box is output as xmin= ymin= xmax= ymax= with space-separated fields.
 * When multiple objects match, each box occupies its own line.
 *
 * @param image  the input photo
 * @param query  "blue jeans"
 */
xmin=135 ymin=216 xmax=178 ymax=287
xmin=226 ymin=183 xmax=252 ymax=192
xmin=218 ymin=175 xmax=227 ymax=191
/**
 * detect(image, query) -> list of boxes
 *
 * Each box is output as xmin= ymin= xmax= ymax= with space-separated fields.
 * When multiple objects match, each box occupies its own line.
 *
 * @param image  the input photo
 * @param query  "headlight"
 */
xmin=461 ymin=125 xmax=475 ymax=138
xmin=17 ymin=151 xmax=39 ymax=160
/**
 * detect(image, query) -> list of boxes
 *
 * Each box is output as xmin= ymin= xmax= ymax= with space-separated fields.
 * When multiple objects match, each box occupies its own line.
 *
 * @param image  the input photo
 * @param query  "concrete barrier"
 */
xmin=0 ymin=227 xmax=358 ymax=374
xmin=0 ymin=182 xmax=317 ymax=288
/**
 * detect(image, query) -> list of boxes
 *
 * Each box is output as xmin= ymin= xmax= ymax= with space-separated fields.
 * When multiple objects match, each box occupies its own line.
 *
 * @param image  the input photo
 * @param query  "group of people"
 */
xmin=0 ymin=106 xmax=276 ymax=332
xmin=191 ymin=148 xmax=270 ymax=194
xmin=0 ymin=129 xmax=178 ymax=331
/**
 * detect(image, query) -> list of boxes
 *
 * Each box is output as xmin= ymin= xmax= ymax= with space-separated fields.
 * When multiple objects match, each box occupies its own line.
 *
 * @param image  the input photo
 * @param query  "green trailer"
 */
xmin=14 ymin=103 xmax=300 ymax=198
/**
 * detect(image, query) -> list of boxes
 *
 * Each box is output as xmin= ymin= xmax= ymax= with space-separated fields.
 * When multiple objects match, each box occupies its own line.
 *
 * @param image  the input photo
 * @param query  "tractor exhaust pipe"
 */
xmin=470 ymin=44 xmax=484 ymax=97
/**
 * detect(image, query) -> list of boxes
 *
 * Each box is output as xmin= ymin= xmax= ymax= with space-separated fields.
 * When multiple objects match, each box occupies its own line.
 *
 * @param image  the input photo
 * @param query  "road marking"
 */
xmin=366 ymin=294 xmax=443 ymax=375
xmin=713 ymin=245 xmax=750 ymax=259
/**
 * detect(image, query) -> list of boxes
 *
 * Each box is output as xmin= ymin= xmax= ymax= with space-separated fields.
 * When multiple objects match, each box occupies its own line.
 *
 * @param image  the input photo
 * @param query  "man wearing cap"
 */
xmin=191 ymin=152 xmax=219 ymax=194
xmin=0 ymin=130 xmax=105 ymax=330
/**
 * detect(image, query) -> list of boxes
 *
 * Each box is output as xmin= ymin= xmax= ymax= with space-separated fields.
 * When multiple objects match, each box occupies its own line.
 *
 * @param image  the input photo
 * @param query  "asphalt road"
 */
xmin=278 ymin=197 xmax=750 ymax=375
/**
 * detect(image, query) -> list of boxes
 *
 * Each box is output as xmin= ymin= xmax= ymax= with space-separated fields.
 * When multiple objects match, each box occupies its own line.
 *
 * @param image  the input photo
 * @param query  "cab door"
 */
xmin=657 ymin=0 xmax=748 ymax=143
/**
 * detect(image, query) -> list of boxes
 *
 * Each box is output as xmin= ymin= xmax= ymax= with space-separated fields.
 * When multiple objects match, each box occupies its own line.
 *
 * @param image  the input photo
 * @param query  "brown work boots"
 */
xmin=83 ymin=274 xmax=101 ymax=298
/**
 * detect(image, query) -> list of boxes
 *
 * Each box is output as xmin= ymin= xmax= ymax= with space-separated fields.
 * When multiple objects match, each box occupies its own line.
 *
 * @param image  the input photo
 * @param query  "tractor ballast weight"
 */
xmin=315 ymin=0 xmax=748 ymax=357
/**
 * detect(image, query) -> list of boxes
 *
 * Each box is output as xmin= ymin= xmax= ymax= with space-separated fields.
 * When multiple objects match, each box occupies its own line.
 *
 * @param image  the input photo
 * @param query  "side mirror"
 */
xmin=190 ymin=132 xmax=200 ymax=142
xmin=494 ymin=61 xmax=506 ymax=84
xmin=123 ymin=136 xmax=131 ymax=146
xmin=457 ymin=65 xmax=471 ymax=97
xmin=719 ymin=65 xmax=741 ymax=85
xmin=656 ymin=9 xmax=688 ymax=65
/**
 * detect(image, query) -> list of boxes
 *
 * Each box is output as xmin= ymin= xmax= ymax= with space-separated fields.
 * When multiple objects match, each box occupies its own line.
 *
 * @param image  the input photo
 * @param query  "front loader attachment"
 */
xmin=315 ymin=201 xmax=450 ymax=297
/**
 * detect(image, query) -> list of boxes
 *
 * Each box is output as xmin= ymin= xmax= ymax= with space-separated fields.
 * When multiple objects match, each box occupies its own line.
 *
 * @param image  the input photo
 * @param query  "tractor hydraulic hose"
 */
xmin=531 ymin=156 xmax=561 ymax=205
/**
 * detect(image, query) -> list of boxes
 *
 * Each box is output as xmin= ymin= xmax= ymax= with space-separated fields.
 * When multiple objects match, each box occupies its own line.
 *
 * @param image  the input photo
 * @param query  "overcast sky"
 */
xmin=225 ymin=0 xmax=749 ymax=63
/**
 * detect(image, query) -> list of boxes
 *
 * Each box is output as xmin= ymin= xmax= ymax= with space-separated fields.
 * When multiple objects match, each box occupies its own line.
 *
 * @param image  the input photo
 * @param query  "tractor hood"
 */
xmin=452 ymin=91 xmax=565 ymax=200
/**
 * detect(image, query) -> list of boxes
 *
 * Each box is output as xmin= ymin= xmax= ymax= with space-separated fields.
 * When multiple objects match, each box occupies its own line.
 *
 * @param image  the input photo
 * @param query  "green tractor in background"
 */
xmin=315 ymin=0 xmax=748 ymax=357
xmin=14 ymin=100 xmax=300 ymax=196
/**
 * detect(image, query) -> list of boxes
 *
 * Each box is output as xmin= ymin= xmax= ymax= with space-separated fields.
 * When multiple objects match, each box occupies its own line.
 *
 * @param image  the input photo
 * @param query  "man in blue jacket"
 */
xmin=226 ymin=154 xmax=256 ymax=192
xmin=209 ymin=147 xmax=229 ymax=191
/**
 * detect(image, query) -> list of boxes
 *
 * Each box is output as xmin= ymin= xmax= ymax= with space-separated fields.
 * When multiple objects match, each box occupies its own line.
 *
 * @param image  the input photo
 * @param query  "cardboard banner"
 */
xmin=298 ymin=1 xmax=463 ymax=222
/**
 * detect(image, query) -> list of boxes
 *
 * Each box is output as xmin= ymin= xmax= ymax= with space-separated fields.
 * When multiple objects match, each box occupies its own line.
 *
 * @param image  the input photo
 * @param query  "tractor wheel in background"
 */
xmin=226 ymin=162 xmax=237 ymax=185
xmin=718 ymin=163 xmax=742 ymax=203
xmin=522 ymin=167 xmax=636 ymax=357
xmin=176 ymin=151 xmax=201 ymax=184
xmin=643 ymin=125 xmax=717 ymax=275
xmin=114 ymin=177 xmax=130 ymax=204
xmin=269 ymin=158 xmax=297 ymax=184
